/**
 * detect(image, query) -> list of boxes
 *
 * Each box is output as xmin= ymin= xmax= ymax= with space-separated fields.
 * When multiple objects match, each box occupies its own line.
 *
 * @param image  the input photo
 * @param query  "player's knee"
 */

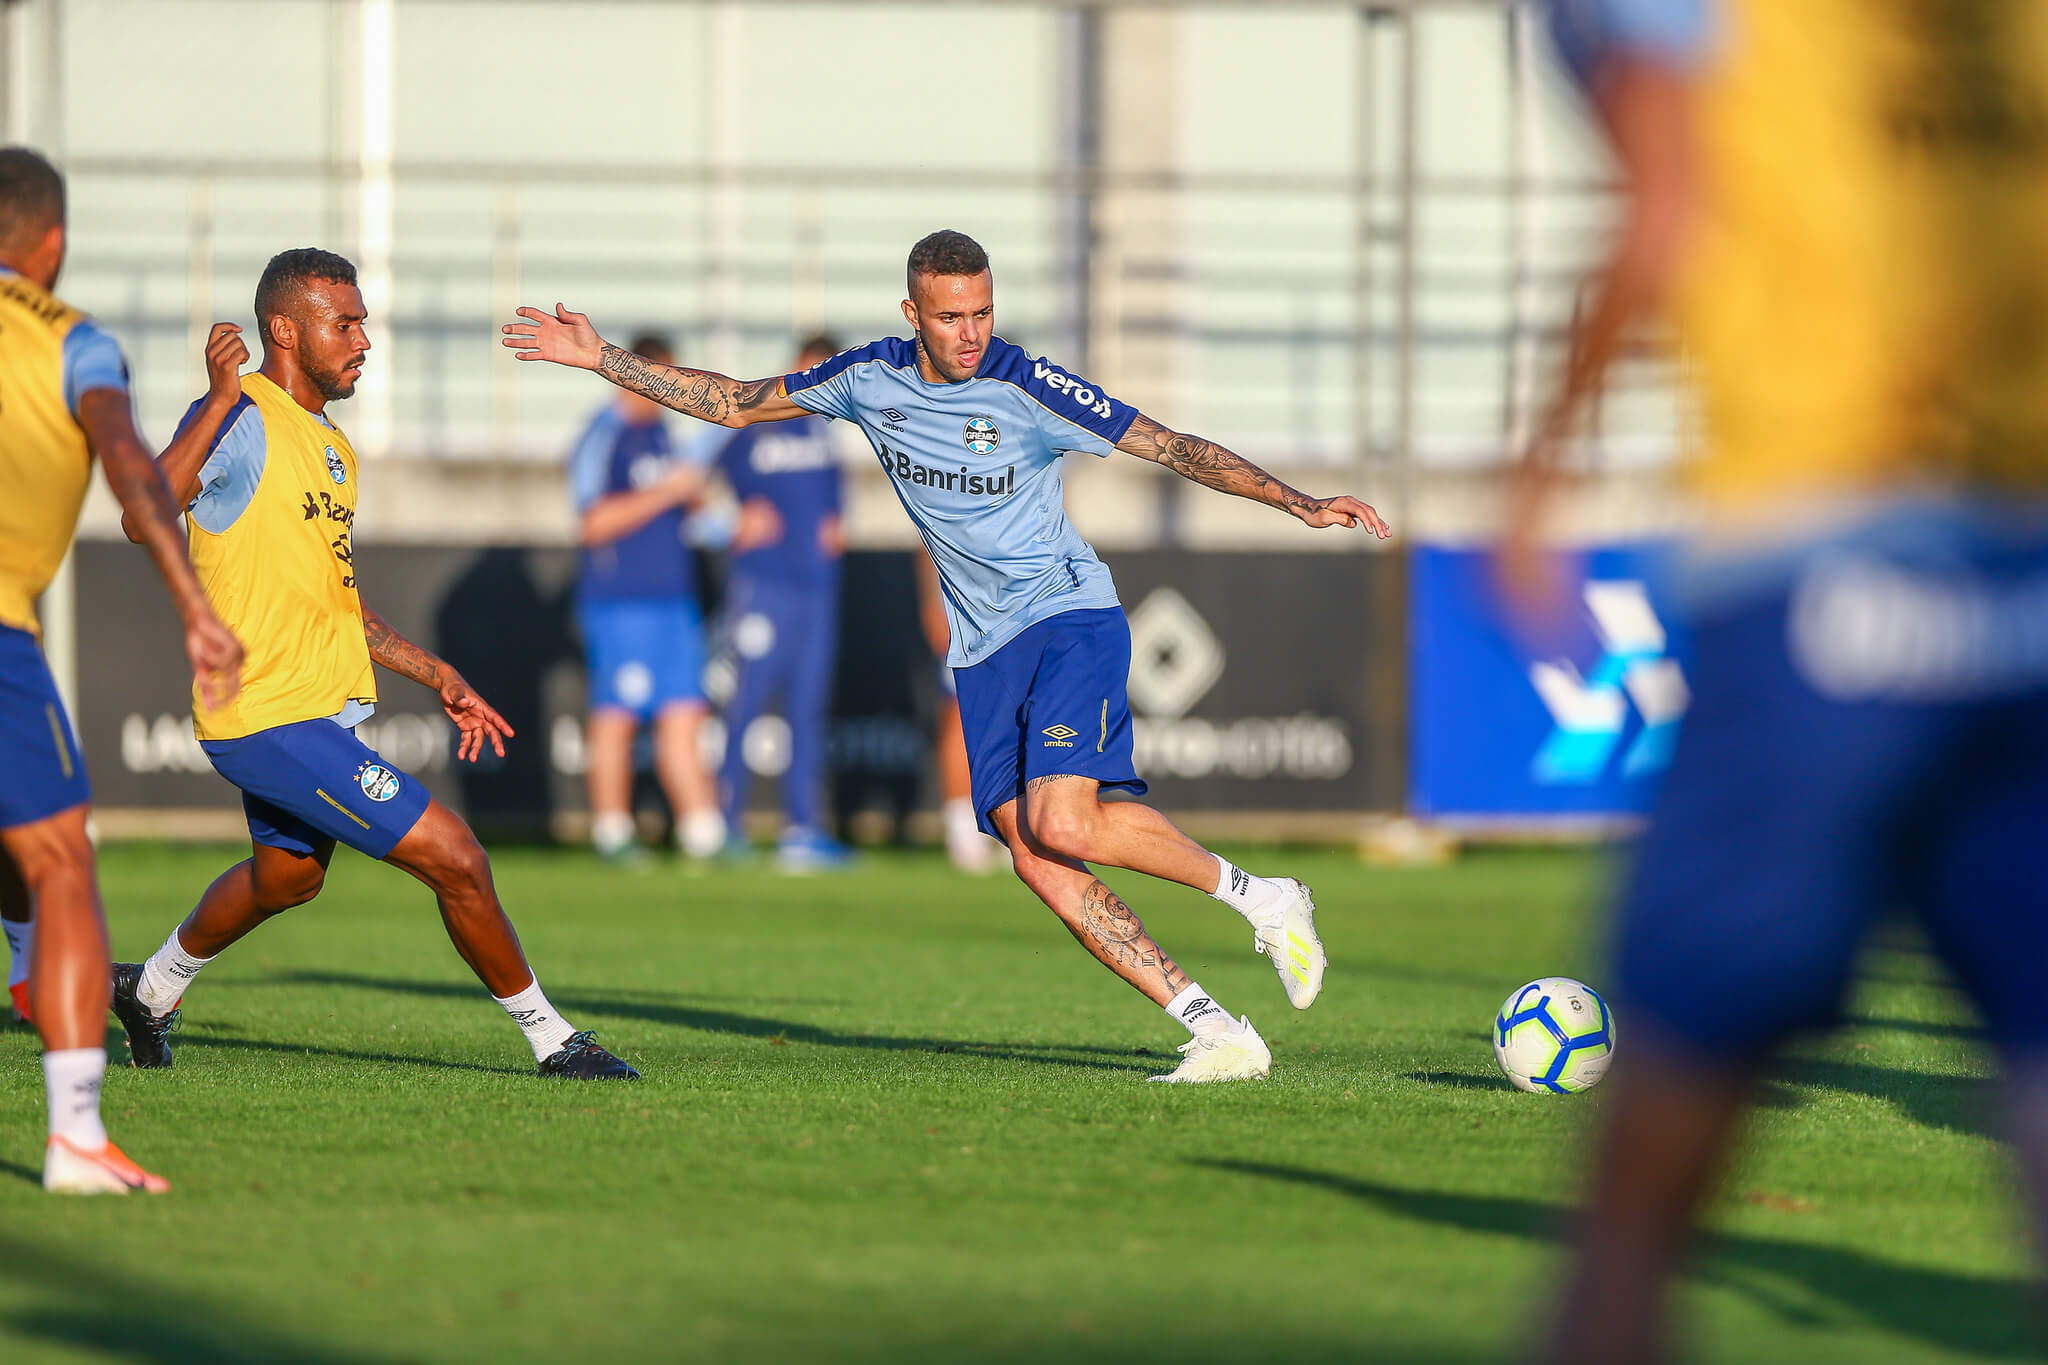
xmin=12 ymin=823 xmax=94 ymax=893
xmin=435 ymin=835 xmax=493 ymax=897
xmin=256 ymin=863 xmax=326 ymax=912
xmin=1024 ymin=803 xmax=1095 ymax=863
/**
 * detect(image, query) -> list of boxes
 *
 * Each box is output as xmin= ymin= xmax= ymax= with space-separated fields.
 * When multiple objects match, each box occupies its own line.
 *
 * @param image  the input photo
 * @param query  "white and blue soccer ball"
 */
xmin=1493 ymin=977 xmax=1615 ymax=1094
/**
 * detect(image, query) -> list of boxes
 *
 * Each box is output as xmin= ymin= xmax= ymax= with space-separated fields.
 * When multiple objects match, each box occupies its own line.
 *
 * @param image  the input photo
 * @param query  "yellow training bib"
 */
xmin=0 ymin=272 xmax=96 ymax=636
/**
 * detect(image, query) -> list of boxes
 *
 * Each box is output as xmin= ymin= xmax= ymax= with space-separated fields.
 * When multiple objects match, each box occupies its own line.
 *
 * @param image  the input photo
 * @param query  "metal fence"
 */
xmin=5 ymin=0 xmax=1684 ymax=480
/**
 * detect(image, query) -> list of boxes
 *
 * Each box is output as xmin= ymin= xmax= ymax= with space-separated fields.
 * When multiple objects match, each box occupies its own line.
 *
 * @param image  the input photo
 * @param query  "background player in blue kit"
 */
xmin=568 ymin=332 xmax=726 ymax=863
xmin=507 ymin=230 xmax=1390 ymax=1082
xmin=707 ymin=333 xmax=853 ymax=871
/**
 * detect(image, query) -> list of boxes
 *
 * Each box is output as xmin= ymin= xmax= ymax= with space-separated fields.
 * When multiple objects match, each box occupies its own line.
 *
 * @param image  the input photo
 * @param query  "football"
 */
xmin=1493 ymin=977 xmax=1616 ymax=1094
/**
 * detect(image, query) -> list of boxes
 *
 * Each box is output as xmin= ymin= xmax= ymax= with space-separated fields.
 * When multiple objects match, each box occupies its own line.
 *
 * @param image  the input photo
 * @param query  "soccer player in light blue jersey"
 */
xmin=506 ymin=230 xmax=1391 ymax=1082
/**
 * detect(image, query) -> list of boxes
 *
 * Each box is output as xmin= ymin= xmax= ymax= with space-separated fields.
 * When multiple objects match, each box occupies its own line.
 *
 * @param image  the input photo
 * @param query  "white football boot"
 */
xmin=1147 ymin=1016 xmax=1272 ymax=1084
xmin=1252 ymin=878 xmax=1326 ymax=1010
xmin=43 ymin=1136 xmax=170 ymax=1195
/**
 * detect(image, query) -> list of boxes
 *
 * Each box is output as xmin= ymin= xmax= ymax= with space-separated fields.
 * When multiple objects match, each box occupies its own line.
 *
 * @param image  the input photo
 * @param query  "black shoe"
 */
xmin=110 ymin=963 xmax=179 ymax=1069
xmin=537 ymin=1030 xmax=639 ymax=1080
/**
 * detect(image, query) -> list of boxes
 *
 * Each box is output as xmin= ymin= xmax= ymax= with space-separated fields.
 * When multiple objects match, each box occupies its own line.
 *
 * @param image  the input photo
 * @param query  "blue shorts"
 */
xmin=1616 ymin=510 xmax=2048 ymax=1062
xmin=202 ymin=717 xmax=430 ymax=860
xmin=0 ymin=625 xmax=90 ymax=828
xmin=578 ymin=597 xmax=706 ymax=719
xmin=953 ymin=607 xmax=1147 ymax=838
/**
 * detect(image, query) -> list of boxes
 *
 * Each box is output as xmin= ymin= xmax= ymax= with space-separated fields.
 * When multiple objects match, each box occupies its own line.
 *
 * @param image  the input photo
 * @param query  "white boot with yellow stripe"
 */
xmin=1250 ymin=878 xmax=1327 ymax=1010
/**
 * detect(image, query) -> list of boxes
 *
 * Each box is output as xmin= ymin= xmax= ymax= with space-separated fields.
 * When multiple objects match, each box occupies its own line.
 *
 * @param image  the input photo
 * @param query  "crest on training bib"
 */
xmin=325 ymin=446 xmax=347 ymax=485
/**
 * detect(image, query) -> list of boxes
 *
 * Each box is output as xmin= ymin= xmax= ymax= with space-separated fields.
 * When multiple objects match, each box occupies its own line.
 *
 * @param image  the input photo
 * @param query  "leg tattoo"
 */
xmin=1078 ymin=879 xmax=1191 ymax=997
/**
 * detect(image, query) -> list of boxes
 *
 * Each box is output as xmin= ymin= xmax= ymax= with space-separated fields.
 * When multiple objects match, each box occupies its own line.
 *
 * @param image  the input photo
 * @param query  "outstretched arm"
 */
xmin=500 ymin=303 xmax=807 ymax=428
xmin=78 ymin=389 xmax=244 ymax=710
xmin=1116 ymin=413 xmax=1391 ymax=537
xmin=361 ymin=605 xmax=513 ymax=762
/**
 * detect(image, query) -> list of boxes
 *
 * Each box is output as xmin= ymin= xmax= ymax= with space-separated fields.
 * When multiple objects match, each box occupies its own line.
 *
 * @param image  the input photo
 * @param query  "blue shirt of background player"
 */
xmin=567 ymin=405 xmax=703 ymax=603
xmin=712 ymin=415 xmax=842 ymax=586
xmin=781 ymin=335 xmax=1136 ymax=667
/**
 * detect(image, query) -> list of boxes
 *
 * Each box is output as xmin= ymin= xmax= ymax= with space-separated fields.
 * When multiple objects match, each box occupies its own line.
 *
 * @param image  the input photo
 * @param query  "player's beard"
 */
xmin=310 ymin=356 xmax=362 ymax=402
xmin=915 ymin=330 xmax=971 ymax=384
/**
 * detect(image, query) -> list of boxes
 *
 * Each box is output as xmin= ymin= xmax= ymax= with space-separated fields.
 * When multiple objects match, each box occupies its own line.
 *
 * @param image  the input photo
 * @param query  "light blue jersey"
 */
xmin=782 ymin=335 xmax=1137 ymax=666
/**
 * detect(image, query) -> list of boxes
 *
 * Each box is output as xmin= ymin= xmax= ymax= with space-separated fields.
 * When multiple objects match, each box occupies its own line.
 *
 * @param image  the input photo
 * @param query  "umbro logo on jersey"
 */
xmin=1042 ymin=724 xmax=1078 ymax=749
xmin=880 ymin=408 xmax=909 ymax=431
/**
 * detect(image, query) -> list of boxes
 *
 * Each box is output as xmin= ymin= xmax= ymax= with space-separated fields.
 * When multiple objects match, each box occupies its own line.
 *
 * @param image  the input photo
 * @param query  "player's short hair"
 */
xmin=254 ymin=247 xmax=359 ymax=342
xmin=906 ymin=230 xmax=989 ymax=296
xmin=796 ymin=332 xmax=841 ymax=363
xmin=626 ymin=332 xmax=673 ymax=364
xmin=0 ymin=146 xmax=66 ymax=252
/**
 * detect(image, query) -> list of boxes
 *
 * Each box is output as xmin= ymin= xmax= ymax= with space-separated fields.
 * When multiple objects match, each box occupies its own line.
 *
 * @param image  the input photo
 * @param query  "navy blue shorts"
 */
xmin=1616 ymin=514 xmax=2048 ymax=1062
xmin=953 ymin=607 xmax=1147 ymax=838
xmin=578 ymin=598 xmax=706 ymax=719
xmin=202 ymin=717 xmax=430 ymax=860
xmin=0 ymin=625 xmax=90 ymax=829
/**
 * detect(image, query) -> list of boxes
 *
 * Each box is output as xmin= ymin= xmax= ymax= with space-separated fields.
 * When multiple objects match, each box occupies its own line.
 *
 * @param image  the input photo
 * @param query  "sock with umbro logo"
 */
xmin=1165 ymin=981 xmax=1235 ymax=1038
xmin=1210 ymin=857 xmax=1287 ymax=926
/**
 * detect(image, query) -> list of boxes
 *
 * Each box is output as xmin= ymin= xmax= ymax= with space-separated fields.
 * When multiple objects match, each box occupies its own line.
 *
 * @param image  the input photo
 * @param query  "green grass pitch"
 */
xmin=0 ymin=843 xmax=2032 ymax=1363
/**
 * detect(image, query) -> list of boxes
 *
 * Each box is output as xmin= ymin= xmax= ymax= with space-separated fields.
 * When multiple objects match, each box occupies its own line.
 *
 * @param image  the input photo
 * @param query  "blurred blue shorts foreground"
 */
xmin=1615 ymin=498 xmax=2048 ymax=1061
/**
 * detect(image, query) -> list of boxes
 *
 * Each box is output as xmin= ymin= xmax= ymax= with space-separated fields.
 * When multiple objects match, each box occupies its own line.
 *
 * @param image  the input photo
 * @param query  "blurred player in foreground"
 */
xmin=568 ymin=331 xmax=724 ymax=864
xmin=0 ymin=146 xmax=244 ymax=1192
xmin=112 ymin=248 xmax=635 ymax=1082
xmin=506 ymin=231 xmax=1390 ymax=1082
xmin=1506 ymin=3 xmax=2048 ymax=1358
xmin=707 ymin=333 xmax=853 ymax=871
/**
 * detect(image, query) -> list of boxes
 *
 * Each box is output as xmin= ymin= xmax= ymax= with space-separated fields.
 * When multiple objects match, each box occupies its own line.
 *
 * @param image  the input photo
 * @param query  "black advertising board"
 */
xmin=69 ymin=541 xmax=1393 ymax=836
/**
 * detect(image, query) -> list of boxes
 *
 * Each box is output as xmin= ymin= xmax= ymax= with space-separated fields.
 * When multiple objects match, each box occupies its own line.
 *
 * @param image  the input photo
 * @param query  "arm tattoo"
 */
xmin=362 ymin=607 xmax=447 ymax=690
xmin=1077 ymin=880 xmax=1192 ymax=997
xmin=1120 ymin=414 xmax=1316 ymax=516
xmin=596 ymin=345 xmax=778 ymax=424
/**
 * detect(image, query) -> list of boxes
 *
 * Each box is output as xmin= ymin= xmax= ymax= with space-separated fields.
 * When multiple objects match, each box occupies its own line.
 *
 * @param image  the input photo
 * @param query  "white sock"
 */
xmin=3 ymin=917 xmax=30 ymax=990
xmin=678 ymin=809 xmax=727 ymax=858
xmin=1165 ymin=981 xmax=1235 ymax=1038
xmin=1211 ymin=857 xmax=1288 ymax=925
xmin=494 ymin=978 xmax=577 ymax=1061
xmin=138 ymin=929 xmax=212 ymax=1015
xmin=943 ymin=797 xmax=992 ymax=871
xmin=591 ymin=811 xmax=636 ymax=855
xmin=44 ymin=1047 xmax=109 ymax=1148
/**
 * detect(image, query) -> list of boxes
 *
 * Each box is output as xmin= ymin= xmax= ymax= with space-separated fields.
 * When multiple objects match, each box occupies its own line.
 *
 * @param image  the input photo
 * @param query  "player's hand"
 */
xmin=202 ymin=323 xmax=248 ymax=406
xmin=439 ymin=675 xmax=515 ymax=762
xmin=732 ymin=497 xmax=784 ymax=553
xmin=1295 ymin=494 xmax=1392 ymax=538
xmin=185 ymin=609 xmax=244 ymax=711
xmin=501 ymin=304 xmax=604 ymax=370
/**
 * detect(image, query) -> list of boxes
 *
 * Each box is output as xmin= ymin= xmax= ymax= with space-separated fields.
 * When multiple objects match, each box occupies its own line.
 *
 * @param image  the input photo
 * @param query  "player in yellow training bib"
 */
xmin=108 ymin=248 xmax=635 ymax=1081
xmin=0 ymin=146 xmax=243 ymax=1196
xmin=1510 ymin=2 xmax=2048 ymax=1358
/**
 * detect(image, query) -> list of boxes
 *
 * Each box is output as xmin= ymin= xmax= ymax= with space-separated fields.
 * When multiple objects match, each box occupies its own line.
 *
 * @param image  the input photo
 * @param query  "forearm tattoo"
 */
xmin=1120 ymin=414 xmax=1316 ymax=516
xmin=363 ymin=609 xmax=445 ymax=689
xmin=1078 ymin=879 xmax=1192 ymax=997
xmin=596 ymin=345 xmax=778 ymax=424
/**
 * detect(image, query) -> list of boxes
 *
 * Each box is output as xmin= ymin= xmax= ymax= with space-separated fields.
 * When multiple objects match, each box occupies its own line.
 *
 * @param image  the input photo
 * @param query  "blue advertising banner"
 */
xmin=1410 ymin=543 xmax=1690 ymax=818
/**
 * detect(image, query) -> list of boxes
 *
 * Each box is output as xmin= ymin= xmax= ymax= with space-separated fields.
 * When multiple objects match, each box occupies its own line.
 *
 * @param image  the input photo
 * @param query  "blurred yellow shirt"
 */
xmin=1678 ymin=2 xmax=2048 ymax=516
xmin=0 ymin=271 xmax=108 ymax=636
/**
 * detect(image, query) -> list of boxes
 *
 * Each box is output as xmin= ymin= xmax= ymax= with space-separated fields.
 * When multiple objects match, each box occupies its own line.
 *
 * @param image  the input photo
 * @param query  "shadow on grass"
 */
xmin=231 ymin=969 xmax=1159 ymax=1075
xmin=1841 ymin=1013 xmax=1987 ymax=1043
xmin=1767 ymin=1056 xmax=1998 ymax=1142
xmin=1193 ymin=1159 xmax=2038 ymax=1359
xmin=174 ymin=1027 xmax=533 ymax=1078
xmin=1403 ymin=1070 xmax=1516 ymax=1093
xmin=0 ymin=1234 xmax=395 ymax=1364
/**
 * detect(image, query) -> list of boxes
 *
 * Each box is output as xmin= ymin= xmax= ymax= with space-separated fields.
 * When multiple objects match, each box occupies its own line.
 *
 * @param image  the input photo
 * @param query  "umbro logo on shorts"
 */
xmin=1041 ymin=724 xmax=1078 ymax=749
